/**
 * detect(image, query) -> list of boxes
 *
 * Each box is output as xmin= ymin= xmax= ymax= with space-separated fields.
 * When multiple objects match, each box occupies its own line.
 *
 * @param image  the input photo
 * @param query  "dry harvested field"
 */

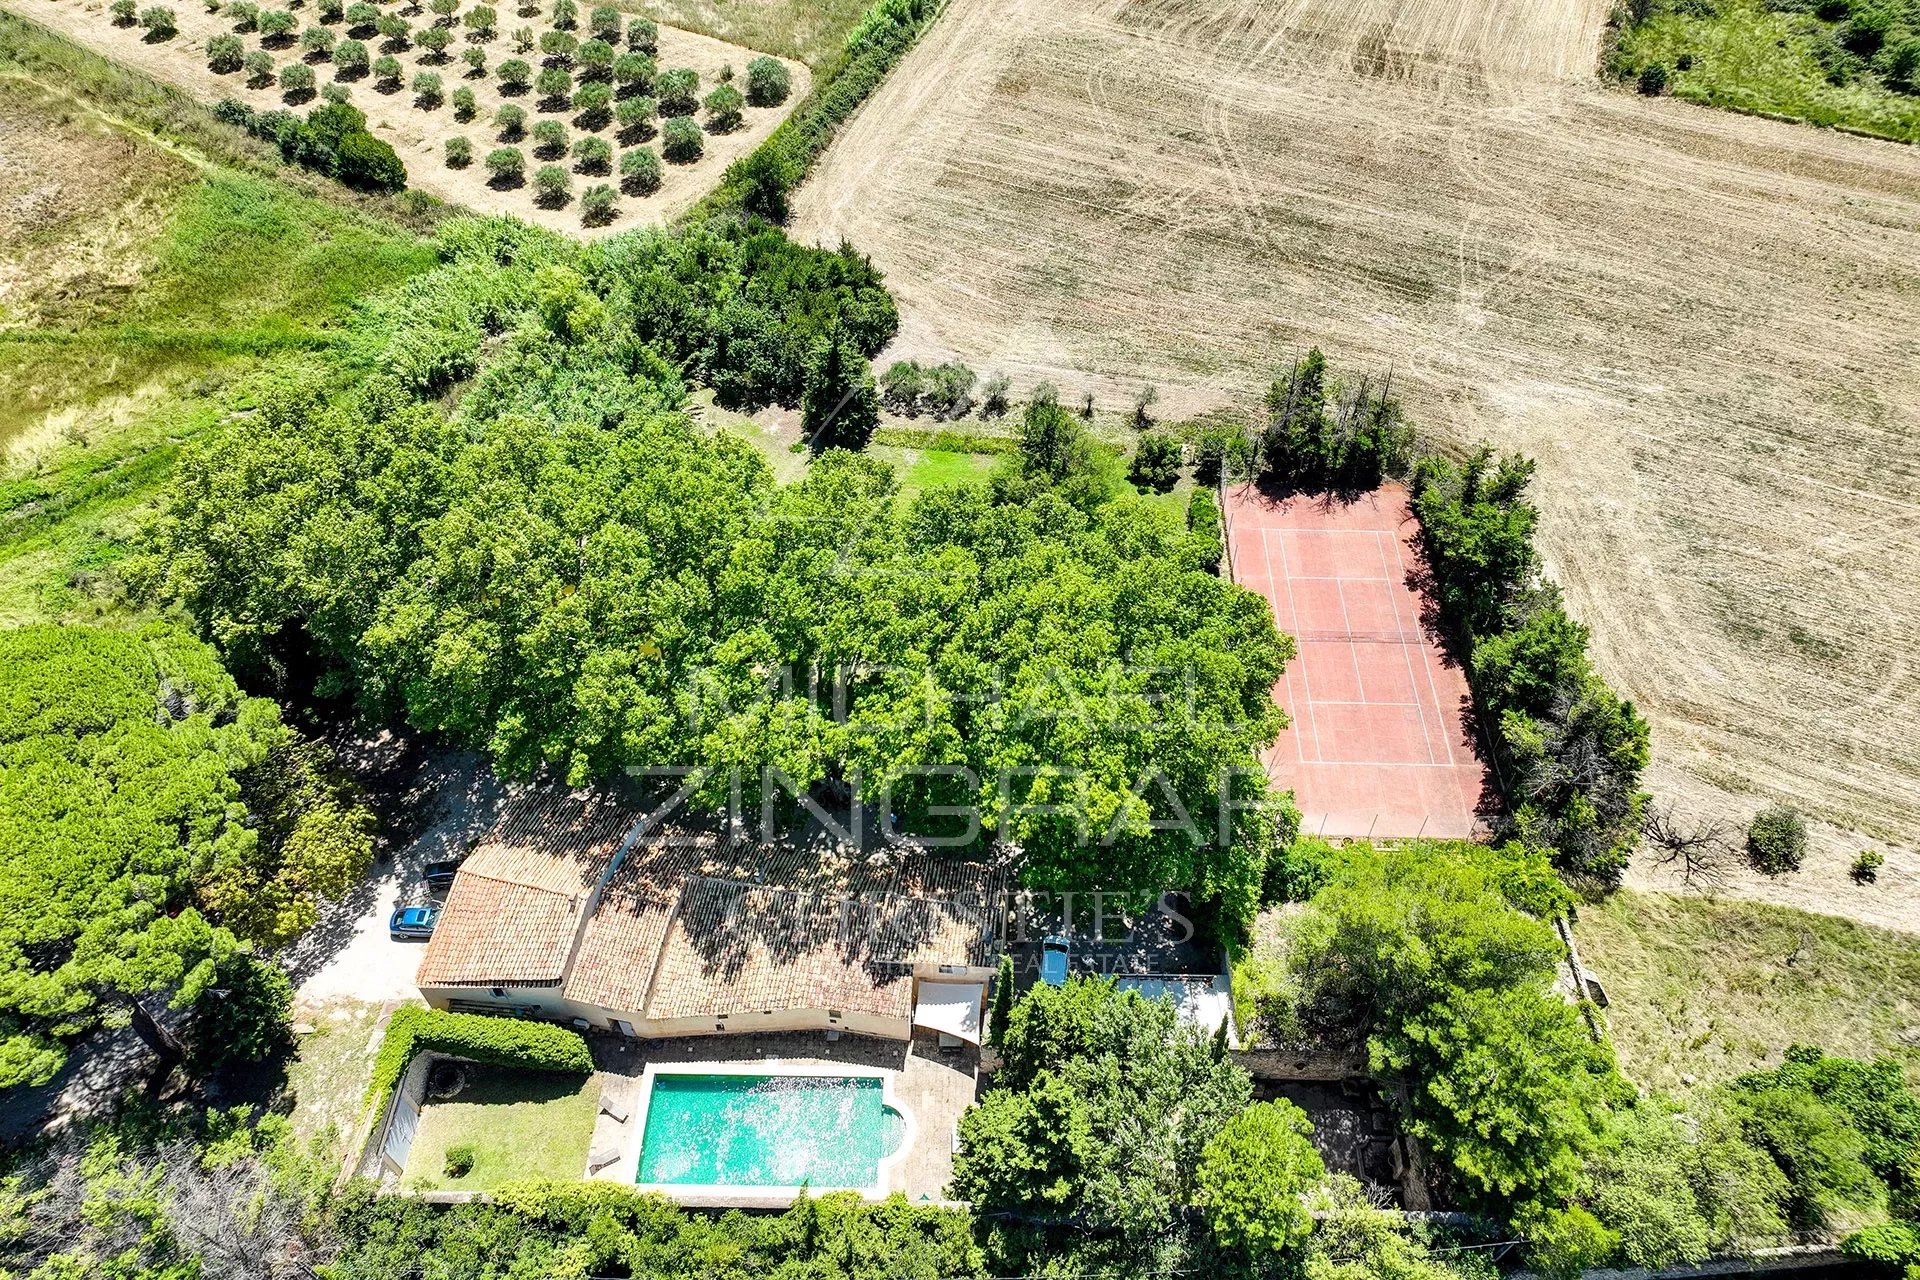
xmin=3 ymin=0 xmax=805 ymax=233
xmin=796 ymin=0 xmax=1920 ymax=928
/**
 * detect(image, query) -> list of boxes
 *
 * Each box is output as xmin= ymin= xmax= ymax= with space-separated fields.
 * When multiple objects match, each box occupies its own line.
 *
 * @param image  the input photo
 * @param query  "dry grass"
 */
xmin=614 ymin=0 xmax=871 ymax=68
xmin=794 ymin=0 xmax=1920 ymax=927
xmin=1575 ymin=889 xmax=1920 ymax=1093
xmin=5 ymin=0 xmax=807 ymax=235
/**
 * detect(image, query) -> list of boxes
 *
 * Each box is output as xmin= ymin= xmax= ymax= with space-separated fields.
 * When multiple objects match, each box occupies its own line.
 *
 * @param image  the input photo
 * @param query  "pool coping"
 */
xmin=609 ymin=1061 xmax=917 ymax=1202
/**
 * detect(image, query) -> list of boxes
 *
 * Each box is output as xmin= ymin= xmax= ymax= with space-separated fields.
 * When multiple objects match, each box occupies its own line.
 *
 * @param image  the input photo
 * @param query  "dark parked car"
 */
xmin=424 ymin=859 xmax=464 ymax=894
xmin=389 ymin=904 xmax=440 ymax=939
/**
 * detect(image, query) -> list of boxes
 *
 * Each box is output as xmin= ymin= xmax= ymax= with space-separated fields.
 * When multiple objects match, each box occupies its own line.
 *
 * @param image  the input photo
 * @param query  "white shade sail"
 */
xmin=913 ymin=981 xmax=984 ymax=1044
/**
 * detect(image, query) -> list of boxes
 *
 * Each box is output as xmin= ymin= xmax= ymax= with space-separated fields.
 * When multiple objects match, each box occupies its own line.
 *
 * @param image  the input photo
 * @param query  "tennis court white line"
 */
xmin=1388 ymin=519 xmax=1458 ymax=769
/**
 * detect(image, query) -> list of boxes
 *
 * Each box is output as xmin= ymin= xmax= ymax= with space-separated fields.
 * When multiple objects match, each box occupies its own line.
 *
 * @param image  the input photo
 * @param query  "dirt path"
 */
xmin=794 ymin=0 xmax=1920 ymax=929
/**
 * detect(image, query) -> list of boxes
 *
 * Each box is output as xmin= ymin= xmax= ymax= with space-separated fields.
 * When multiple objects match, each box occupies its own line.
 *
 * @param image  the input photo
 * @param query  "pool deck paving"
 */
xmin=583 ymin=1031 xmax=977 ymax=1204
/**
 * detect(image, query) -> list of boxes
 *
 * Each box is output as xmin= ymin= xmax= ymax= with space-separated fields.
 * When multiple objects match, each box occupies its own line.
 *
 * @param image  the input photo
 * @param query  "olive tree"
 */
xmin=445 ymin=135 xmax=473 ymax=166
xmin=207 ymin=32 xmax=246 ymax=71
xmin=571 ymin=78 xmax=611 ymax=127
xmin=703 ymin=82 xmax=743 ymax=132
xmin=139 ymin=5 xmax=179 ymax=37
xmin=588 ymin=2 xmax=619 ymax=39
xmin=497 ymin=57 xmax=532 ymax=91
xmin=618 ymin=144 xmax=660 ymax=194
xmin=571 ymin=133 xmax=611 ymax=172
xmin=533 ymin=162 xmax=571 ymax=204
xmin=745 ymin=54 xmax=788 ymax=106
xmin=462 ymin=45 xmax=486 ymax=73
xmin=109 ymin=0 xmax=137 ymax=24
xmin=228 ymin=0 xmax=260 ymax=29
xmin=299 ymin=24 xmax=335 ymax=55
xmin=494 ymin=101 xmax=526 ymax=137
xmin=372 ymin=54 xmax=402 ymax=86
xmin=661 ymin=113 xmax=701 ymax=162
xmin=485 ymin=145 xmax=525 ymax=183
xmin=536 ymin=65 xmax=573 ymax=103
xmin=613 ymin=50 xmax=653 ymax=92
xmin=258 ymin=7 xmax=297 ymax=41
xmin=580 ymin=182 xmax=616 ymax=225
xmin=451 ymin=85 xmax=477 ymax=119
xmin=549 ymin=0 xmax=576 ymax=28
xmin=412 ymin=70 xmax=444 ymax=106
xmin=614 ymin=93 xmax=654 ymax=140
xmin=279 ymin=60 xmax=316 ymax=98
xmin=343 ymin=1 xmax=377 ymax=31
xmin=463 ymin=4 xmax=495 ymax=37
xmin=333 ymin=37 xmax=368 ymax=73
xmin=531 ymin=116 xmax=567 ymax=156
xmin=655 ymin=66 xmax=698 ymax=115
xmin=417 ymin=24 xmax=451 ymax=57
xmin=244 ymin=49 xmax=276 ymax=85
xmin=1746 ymin=804 xmax=1808 ymax=876
xmin=625 ymin=14 xmax=655 ymax=52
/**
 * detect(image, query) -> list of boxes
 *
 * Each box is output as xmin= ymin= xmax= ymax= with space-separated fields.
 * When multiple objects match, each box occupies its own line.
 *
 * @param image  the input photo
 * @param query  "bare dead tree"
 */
xmin=1641 ymin=801 xmax=1734 ymax=893
xmin=156 ymin=1141 xmax=333 ymax=1280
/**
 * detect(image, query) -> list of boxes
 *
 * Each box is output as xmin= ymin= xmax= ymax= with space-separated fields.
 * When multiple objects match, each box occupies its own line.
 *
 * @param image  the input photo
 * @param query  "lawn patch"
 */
xmin=400 ymin=1065 xmax=600 ymax=1190
xmin=1576 ymin=890 xmax=1920 ymax=1092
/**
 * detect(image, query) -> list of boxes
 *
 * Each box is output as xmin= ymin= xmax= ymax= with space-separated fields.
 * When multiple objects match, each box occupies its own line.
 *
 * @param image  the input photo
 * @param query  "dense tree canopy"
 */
xmin=1273 ymin=841 xmax=1626 ymax=1203
xmin=955 ymin=977 xmax=1254 ymax=1265
xmin=0 ymin=625 xmax=357 ymax=1088
xmin=147 ymin=217 xmax=1293 ymax=918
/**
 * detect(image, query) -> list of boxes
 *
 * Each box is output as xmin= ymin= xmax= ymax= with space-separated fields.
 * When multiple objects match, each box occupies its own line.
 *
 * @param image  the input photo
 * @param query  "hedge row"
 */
xmin=691 ymin=0 xmax=945 ymax=221
xmin=870 ymin=425 xmax=1018 ymax=455
xmin=365 ymin=1006 xmax=593 ymax=1110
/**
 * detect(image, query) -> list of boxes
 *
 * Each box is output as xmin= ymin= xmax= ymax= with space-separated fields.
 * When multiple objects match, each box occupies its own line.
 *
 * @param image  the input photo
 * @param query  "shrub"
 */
xmin=343 ymin=1 xmax=376 ymax=30
xmin=588 ymin=3 xmax=619 ymax=38
xmin=571 ymin=133 xmax=611 ymax=172
xmin=531 ymin=117 xmax=567 ymax=156
xmin=445 ymin=135 xmax=473 ymax=166
xmin=333 ymin=37 xmax=369 ymax=73
xmin=365 ymin=1006 xmax=592 ymax=1112
xmin=536 ymin=65 xmax=573 ymax=103
xmin=661 ymin=113 xmax=702 ymax=162
xmin=1842 ymin=1222 xmax=1920 ymax=1269
xmin=485 ymin=145 xmax=525 ymax=182
xmin=704 ymin=82 xmax=744 ymax=132
xmin=618 ymin=144 xmax=660 ymax=194
xmin=495 ymin=102 xmax=525 ymax=137
xmin=1130 ymin=432 xmax=1183 ymax=492
xmin=577 ymin=36 xmax=614 ymax=78
xmin=337 ymin=125 xmax=406 ymax=190
xmin=511 ymin=23 xmax=535 ymax=51
xmin=109 ymin=0 xmax=137 ymax=24
xmin=580 ymin=182 xmax=616 ymax=224
xmin=549 ymin=0 xmax=576 ymax=29
xmin=1187 ymin=488 xmax=1223 ymax=572
xmin=980 ymin=372 xmax=1012 ymax=417
xmin=300 ymin=23 xmax=336 ymax=55
xmin=539 ymin=29 xmax=577 ymax=61
xmin=1886 ymin=38 xmax=1920 ymax=91
xmin=1195 ymin=1101 xmax=1324 ymax=1257
xmin=533 ymin=163 xmax=572 ymax=203
xmin=656 ymin=66 xmax=698 ymax=115
xmin=139 ymin=5 xmax=178 ymax=37
xmin=1746 ymin=804 xmax=1807 ymax=876
xmin=625 ymin=15 xmax=655 ymax=52
xmin=497 ymin=57 xmax=532 ymax=91
xmin=280 ymin=61 xmax=316 ymax=97
xmin=244 ymin=50 xmax=276 ymax=85
xmin=464 ymin=3 xmax=496 ymax=37
xmin=322 ymin=81 xmax=351 ymax=103
xmin=444 ymin=1143 xmax=477 ymax=1178
xmin=1638 ymin=61 xmax=1670 ymax=94
xmin=1850 ymin=849 xmax=1883 ymax=884
xmin=879 ymin=360 xmax=924 ymax=414
xmin=463 ymin=45 xmax=486 ymax=73
xmin=745 ymin=54 xmax=789 ymax=106
xmin=208 ymin=33 xmax=246 ymax=71
xmin=613 ymin=51 xmax=655 ymax=92
xmin=452 ymin=85 xmax=477 ymax=119
xmin=413 ymin=71 xmax=444 ymax=106
xmin=615 ymin=94 xmax=655 ymax=140
xmin=184 ymin=953 xmax=293 ymax=1074
xmin=259 ymin=7 xmax=296 ymax=39
xmin=372 ymin=54 xmax=402 ymax=86
xmin=417 ymin=24 xmax=452 ymax=56
xmin=1843 ymin=4 xmax=1890 ymax=55
xmin=573 ymin=78 xmax=612 ymax=127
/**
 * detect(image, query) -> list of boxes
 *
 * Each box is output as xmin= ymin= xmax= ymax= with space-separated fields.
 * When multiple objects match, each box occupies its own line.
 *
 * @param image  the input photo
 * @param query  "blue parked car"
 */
xmin=389 ymin=904 xmax=439 ymax=939
xmin=1040 ymin=934 xmax=1071 ymax=985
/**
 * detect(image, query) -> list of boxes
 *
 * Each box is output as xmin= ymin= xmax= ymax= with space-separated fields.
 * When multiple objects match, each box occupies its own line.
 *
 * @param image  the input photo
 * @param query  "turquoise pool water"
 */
xmin=636 ymin=1073 xmax=906 ymax=1189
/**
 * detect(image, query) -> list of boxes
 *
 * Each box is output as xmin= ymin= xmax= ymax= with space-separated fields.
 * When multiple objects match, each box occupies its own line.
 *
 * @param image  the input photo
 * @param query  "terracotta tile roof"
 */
xmin=414 ymin=789 xmax=638 ymax=989
xmin=639 ymin=875 xmax=1002 ymax=1022
xmin=419 ymin=787 xmax=1010 ymax=1017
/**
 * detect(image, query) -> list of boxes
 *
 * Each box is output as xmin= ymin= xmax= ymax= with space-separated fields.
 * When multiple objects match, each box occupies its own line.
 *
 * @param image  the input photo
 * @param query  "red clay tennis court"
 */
xmin=1224 ymin=483 xmax=1490 ymax=840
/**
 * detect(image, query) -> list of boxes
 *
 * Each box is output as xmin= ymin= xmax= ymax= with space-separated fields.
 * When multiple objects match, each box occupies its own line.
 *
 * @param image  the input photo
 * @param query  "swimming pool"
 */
xmin=634 ymin=1068 xmax=909 ymax=1194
